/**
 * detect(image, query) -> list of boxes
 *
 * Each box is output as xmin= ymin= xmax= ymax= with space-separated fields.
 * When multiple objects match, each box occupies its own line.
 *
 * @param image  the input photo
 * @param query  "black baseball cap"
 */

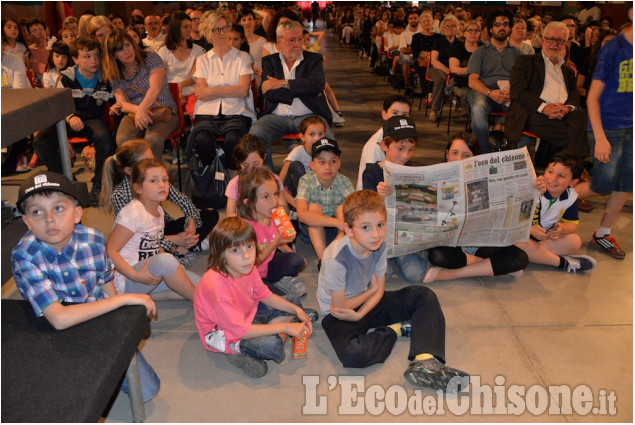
xmin=311 ymin=137 xmax=341 ymax=158
xmin=383 ymin=116 xmax=418 ymax=140
xmin=17 ymin=171 xmax=80 ymax=213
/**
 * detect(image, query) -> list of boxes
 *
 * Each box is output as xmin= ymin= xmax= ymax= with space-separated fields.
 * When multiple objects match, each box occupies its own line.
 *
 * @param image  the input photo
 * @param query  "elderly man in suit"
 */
xmin=504 ymin=21 xmax=587 ymax=158
xmin=249 ymin=19 xmax=333 ymax=170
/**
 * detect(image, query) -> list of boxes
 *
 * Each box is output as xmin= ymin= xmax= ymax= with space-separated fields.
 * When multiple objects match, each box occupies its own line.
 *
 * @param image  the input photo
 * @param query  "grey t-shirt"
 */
xmin=316 ymin=235 xmax=387 ymax=316
xmin=466 ymin=41 xmax=520 ymax=89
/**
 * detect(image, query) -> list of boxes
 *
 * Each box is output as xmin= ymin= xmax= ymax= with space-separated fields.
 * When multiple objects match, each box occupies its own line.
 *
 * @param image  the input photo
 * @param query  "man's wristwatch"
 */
xmin=283 ymin=79 xmax=290 ymax=89
xmin=487 ymin=89 xmax=491 ymax=97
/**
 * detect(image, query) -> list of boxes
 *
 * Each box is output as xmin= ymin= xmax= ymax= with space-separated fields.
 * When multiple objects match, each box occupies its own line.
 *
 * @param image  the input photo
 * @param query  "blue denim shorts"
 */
xmin=589 ymin=128 xmax=633 ymax=194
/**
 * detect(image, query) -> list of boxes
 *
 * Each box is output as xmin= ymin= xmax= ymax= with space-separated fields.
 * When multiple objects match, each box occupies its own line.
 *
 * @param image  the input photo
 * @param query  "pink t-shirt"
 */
xmin=194 ymin=267 xmax=272 ymax=353
xmin=225 ymin=173 xmax=285 ymax=200
xmin=247 ymin=219 xmax=278 ymax=278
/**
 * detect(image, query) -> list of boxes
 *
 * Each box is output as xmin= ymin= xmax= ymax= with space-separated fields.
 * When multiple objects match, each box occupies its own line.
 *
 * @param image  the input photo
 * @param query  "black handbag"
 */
xmin=188 ymin=149 xmax=229 ymax=210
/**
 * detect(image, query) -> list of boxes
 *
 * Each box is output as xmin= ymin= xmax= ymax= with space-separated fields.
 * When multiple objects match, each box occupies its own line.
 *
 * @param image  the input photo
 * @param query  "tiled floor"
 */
xmin=2 ymin=24 xmax=632 ymax=422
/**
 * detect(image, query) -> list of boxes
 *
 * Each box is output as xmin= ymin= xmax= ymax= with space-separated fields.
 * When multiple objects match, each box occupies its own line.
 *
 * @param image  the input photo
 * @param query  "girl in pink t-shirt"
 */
xmin=237 ymin=168 xmax=307 ymax=299
xmin=194 ymin=217 xmax=313 ymax=378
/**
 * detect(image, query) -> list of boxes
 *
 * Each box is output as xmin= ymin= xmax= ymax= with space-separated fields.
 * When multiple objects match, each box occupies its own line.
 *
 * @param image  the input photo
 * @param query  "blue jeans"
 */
xmin=239 ymin=297 xmax=302 ymax=363
xmin=386 ymin=251 xmax=430 ymax=282
xmin=248 ymin=114 xmax=334 ymax=170
xmin=589 ymin=128 xmax=633 ymax=194
xmin=121 ymin=350 xmax=160 ymax=403
xmin=468 ymin=90 xmax=509 ymax=154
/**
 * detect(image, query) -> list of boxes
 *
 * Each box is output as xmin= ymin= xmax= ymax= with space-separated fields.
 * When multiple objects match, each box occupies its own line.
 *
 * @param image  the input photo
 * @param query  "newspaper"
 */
xmin=383 ymin=147 xmax=539 ymax=258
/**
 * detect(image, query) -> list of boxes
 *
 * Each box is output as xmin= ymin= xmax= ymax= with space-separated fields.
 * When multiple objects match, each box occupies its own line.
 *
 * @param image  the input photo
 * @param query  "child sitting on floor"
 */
xmin=11 ymin=171 xmax=159 ymax=402
xmin=515 ymin=153 xmax=596 ymax=273
xmin=194 ymin=217 xmax=314 ymax=378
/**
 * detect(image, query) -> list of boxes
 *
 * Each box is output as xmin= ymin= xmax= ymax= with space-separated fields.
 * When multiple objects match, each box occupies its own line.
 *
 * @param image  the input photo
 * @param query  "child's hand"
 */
xmin=530 ymin=225 xmax=549 ymax=241
xmin=533 ymin=176 xmax=546 ymax=196
xmin=174 ymin=245 xmax=189 ymax=256
xmin=330 ymin=305 xmax=361 ymax=322
xmin=68 ymin=116 xmax=85 ymax=132
xmin=377 ymin=182 xmax=394 ymax=197
xmin=172 ymin=230 xmax=199 ymax=248
xmin=135 ymin=262 xmax=162 ymax=285
xmin=295 ymin=309 xmax=314 ymax=336
xmin=286 ymin=321 xmax=312 ymax=338
xmin=110 ymin=102 xmax=122 ymax=115
xmin=547 ymin=222 xmax=561 ymax=240
xmin=123 ymin=293 xmax=157 ymax=318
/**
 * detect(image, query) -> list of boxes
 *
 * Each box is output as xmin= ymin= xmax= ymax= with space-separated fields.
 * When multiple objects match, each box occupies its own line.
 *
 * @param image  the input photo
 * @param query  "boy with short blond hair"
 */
xmin=296 ymin=138 xmax=355 ymax=266
xmin=317 ymin=190 xmax=469 ymax=391
xmin=12 ymin=171 xmax=159 ymax=402
xmin=516 ymin=154 xmax=596 ymax=273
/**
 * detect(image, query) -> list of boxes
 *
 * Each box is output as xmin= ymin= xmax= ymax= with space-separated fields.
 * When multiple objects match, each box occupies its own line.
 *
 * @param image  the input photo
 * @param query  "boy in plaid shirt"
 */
xmin=296 ymin=138 xmax=355 ymax=268
xmin=11 ymin=171 xmax=160 ymax=402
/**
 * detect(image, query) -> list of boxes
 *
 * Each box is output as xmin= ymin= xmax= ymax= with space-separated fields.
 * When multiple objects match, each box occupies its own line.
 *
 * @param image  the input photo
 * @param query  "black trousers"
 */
xmin=322 ymin=286 xmax=446 ymax=368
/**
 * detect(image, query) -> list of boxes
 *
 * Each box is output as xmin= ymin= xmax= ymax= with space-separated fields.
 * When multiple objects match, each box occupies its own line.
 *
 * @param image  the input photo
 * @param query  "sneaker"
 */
xmin=591 ymin=233 xmax=626 ymax=260
xmin=303 ymin=308 xmax=319 ymax=323
xmin=563 ymin=255 xmax=597 ymax=273
xmin=175 ymin=252 xmax=195 ymax=267
xmin=400 ymin=320 xmax=411 ymax=337
xmin=191 ymin=238 xmax=209 ymax=253
xmin=332 ymin=112 xmax=345 ymax=127
xmin=228 ymin=353 xmax=268 ymax=378
xmin=274 ymin=276 xmax=307 ymax=300
xmin=404 ymin=358 xmax=470 ymax=392
xmin=89 ymin=184 xmax=101 ymax=208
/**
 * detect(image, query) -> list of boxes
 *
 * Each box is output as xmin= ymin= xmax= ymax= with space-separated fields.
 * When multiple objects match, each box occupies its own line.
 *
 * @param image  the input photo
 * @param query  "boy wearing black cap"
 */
xmin=12 ymin=171 xmax=160 ymax=401
xmin=362 ymin=116 xmax=430 ymax=283
xmin=296 ymin=138 xmax=355 ymax=267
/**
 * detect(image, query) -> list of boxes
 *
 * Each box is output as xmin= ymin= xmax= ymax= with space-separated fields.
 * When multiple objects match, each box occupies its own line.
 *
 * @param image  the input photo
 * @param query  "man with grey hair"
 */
xmin=249 ymin=20 xmax=334 ymax=170
xmin=142 ymin=14 xmax=166 ymax=53
xmin=505 ymin=21 xmax=587 ymax=160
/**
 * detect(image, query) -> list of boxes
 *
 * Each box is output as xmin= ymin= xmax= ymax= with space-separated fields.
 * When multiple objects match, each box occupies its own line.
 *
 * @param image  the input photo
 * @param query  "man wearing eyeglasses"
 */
xmin=466 ymin=8 xmax=519 ymax=153
xmin=505 ymin=22 xmax=587 ymax=161
xmin=190 ymin=9 xmax=213 ymax=52
xmin=249 ymin=20 xmax=334 ymax=170
xmin=142 ymin=15 xmax=166 ymax=53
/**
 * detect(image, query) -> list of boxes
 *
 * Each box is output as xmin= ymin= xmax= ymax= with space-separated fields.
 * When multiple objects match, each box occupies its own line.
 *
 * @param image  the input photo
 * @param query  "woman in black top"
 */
xmin=449 ymin=20 xmax=482 ymax=116
xmin=428 ymin=15 xmax=461 ymax=122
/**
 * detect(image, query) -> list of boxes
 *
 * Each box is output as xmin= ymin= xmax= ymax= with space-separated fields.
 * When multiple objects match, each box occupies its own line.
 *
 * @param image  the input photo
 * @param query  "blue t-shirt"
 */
xmin=587 ymin=33 xmax=633 ymax=131
xmin=74 ymin=67 xmax=98 ymax=93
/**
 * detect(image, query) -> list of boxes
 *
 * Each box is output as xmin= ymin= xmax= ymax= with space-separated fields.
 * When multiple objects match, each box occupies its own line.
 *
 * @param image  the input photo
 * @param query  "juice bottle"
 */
xmin=271 ymin=207 xmax=297 ymax=239
xmin=292 ymin=336 xmax=307 ymax=359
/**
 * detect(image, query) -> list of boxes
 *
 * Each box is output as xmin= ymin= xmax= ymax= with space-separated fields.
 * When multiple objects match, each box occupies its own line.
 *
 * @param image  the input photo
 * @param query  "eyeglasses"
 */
xmin=513 ymin=27 xmax=527 ymax=32
xmin=493 ymin=22 xmax=510 ymax=27
xmin=543 ymin=37 xmax=566 ymax=45
xmin=212 ymin=26 xmax=229 ymax=34
xmin=444 ymin=25 xmax=456 ymax=29
xmin=191 ymin=18 xmax=200 ymax=22
xmin=465 ymin=28 xmax=480 ymax=34
xmin=283 ymin=37 xmax=304 ymax=45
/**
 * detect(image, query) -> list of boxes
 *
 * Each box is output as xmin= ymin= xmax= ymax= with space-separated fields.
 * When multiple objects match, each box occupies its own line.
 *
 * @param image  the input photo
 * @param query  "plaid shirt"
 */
xmin=296 ymin=171 xmax=354 ymax=217
xmin=112 ymin=176 xmax=201 ymax=252
xmin=12 ymin=225 xmax=112 ymax=317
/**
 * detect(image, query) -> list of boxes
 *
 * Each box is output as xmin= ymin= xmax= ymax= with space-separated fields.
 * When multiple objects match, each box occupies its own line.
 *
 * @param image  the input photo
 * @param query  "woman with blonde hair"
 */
xmin=77 ymin=13 xmax=94 ymax=38
xmin=101 ymin=30 xmax=179 ymax=159
xmin=186 ymin=10 xmax=255 ymax=172
xmin=87 ymin=15 xmax=114 ymax=43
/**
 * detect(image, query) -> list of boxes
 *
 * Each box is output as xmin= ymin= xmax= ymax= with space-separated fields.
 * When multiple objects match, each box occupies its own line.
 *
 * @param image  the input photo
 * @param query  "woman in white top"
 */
xmin=158 ymin=11 xmax=203 ymax=104
xmin=189 ymin=10 xmax=255 ymax=171
xmin=237 ymin=8 xmax=267 ymax=79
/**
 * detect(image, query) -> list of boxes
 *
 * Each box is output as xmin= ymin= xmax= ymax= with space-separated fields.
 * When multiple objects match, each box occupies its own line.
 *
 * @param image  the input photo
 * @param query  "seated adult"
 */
xmin=466 ymin=8 xmax=519 ymax=153
xmin=504 ymin=21 xmax=587 ymax=159
xmin=101 ymin=30 xmax=179 ymax=159
xmin=249 ymin=20 xmax=334 ymax=170
xmin=186 ymin=10 xmax=255 ymax=171
xmin=142 ymin=15 xmax=166 ymax=53
xmin=158 ymin=11 xmax=203 ymax=111
xmin=410 ymin=11 xmax=441 ymax=104
xmin=449 ymin=19 xmax=481 ymax=116
xmin=87 ymin=15 xmax=113 ymax=44
xmin=428 ymin=14 xmax=461 ymax=122
xmin=238 ymin=8 xmax=267 ymax=78
xmin=509 ymin=18 xmax=535 ymax=55
xmin=27 ymin=18 xmax=49 ymax=85
xmin=189 ymin=9 xmax=213 ymax=52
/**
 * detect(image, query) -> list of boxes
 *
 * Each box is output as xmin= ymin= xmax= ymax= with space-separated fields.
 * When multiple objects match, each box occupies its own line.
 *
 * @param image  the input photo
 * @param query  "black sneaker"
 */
xmin=591 ymin=233 xmax=626 ymax=260
xmin=228 ymin=353 xmax=268 ymax=378
xmin=89 ymin=184 xmax=101 ymax=208
xmin=404 ymin=358 xmax=470 ymax=392
xmin=400 ymin=320 xmax=412 ymax=337
xmin=303 ymin=308 xmax=319 ymax=323
xmin=274 ymin=276 xmax=307 ymax=300
xmin=563 ymin=255 xmax=597 ymax=273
